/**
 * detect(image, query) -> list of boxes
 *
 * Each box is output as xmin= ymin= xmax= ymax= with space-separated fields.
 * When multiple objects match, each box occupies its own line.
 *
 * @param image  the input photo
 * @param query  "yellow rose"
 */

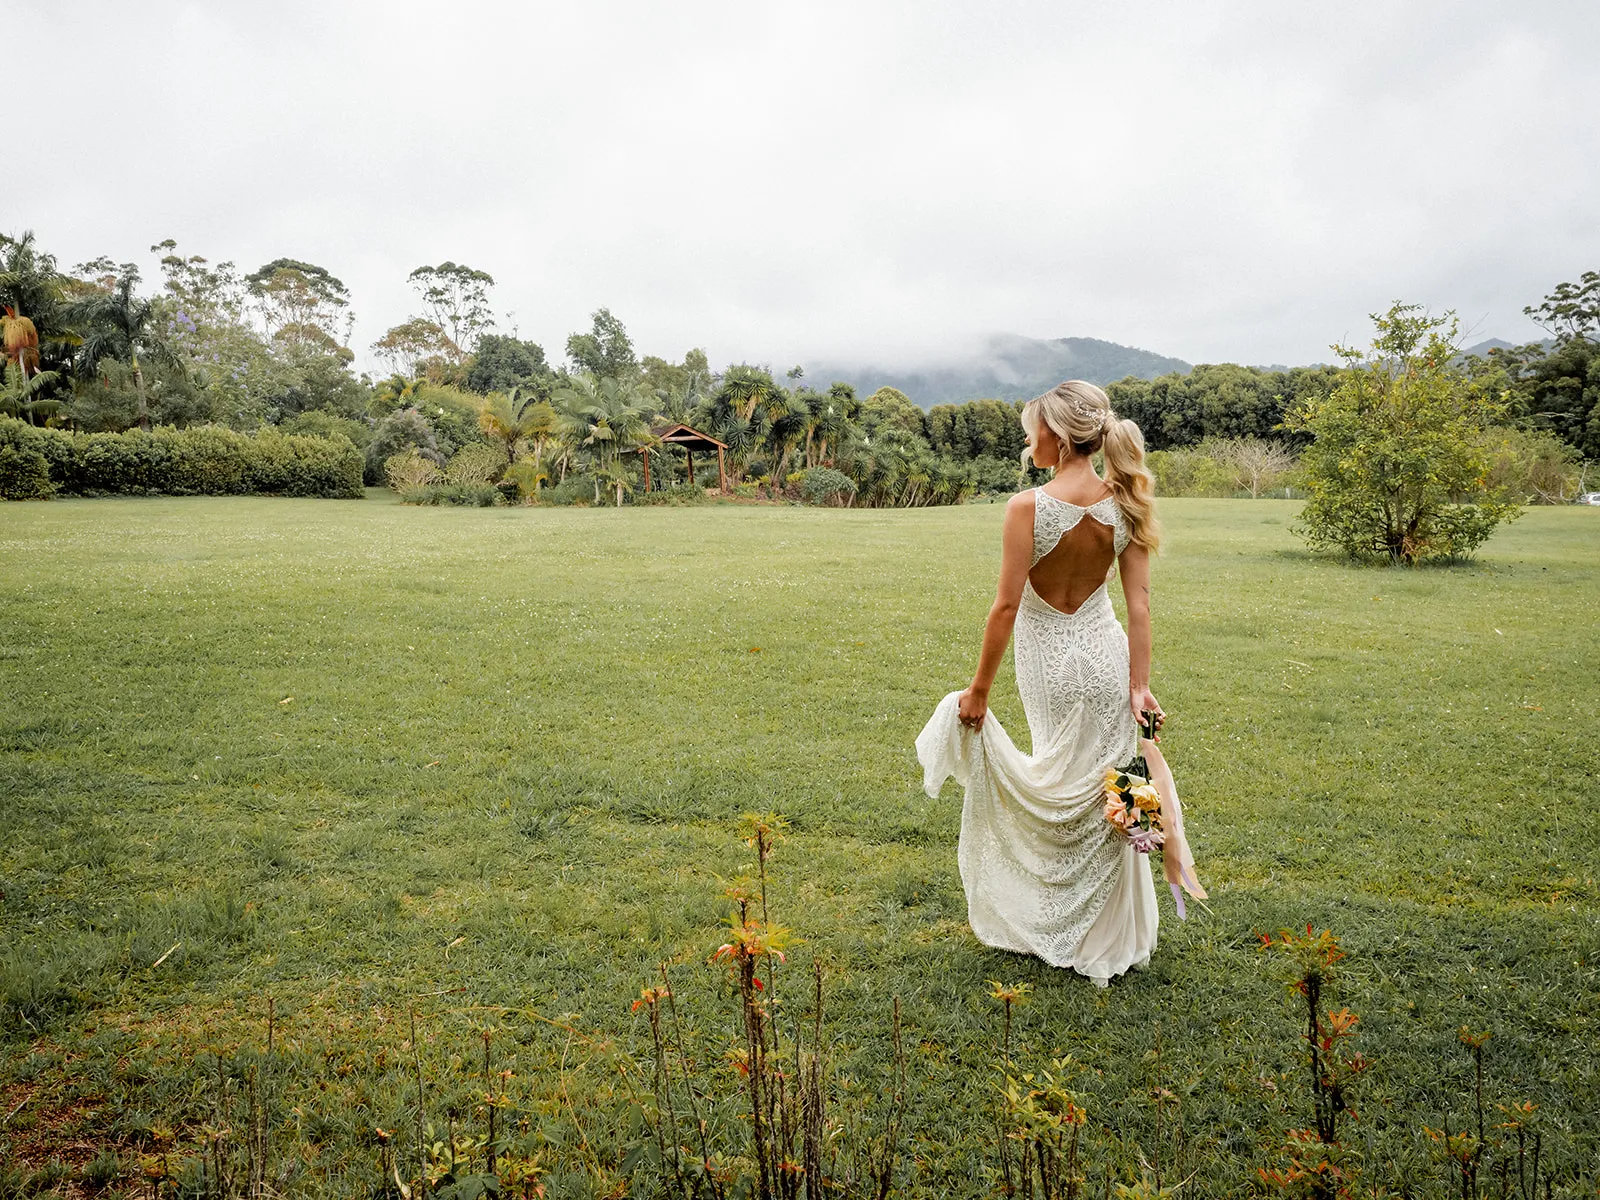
xmin=1130 ymin=782 xmax=1161 ymax=812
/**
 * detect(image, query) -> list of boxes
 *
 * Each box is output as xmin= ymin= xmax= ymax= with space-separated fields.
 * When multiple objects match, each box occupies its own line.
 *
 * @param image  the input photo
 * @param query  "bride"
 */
xmin=916 ymin=381 xmax=1203 ymax=985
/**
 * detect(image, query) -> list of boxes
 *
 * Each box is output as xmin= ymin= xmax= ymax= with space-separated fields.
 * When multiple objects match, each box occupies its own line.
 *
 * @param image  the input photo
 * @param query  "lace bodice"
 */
xmin=1031 ymin=489 xmax=1130 ymax=565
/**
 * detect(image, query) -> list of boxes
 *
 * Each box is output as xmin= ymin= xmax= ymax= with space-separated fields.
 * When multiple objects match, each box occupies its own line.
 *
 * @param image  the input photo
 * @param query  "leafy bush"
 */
xmin=1482 ymin=426 xmax=1585 ymax=504
xmin=1147 ymin=447 xmax=1238 ymax=497
xmin=503 ymin=458 xmax=550 ymax=501
xmin=1288 ymin=305 xmax=1521 ymax=564
xmin=0 ymin=416 xmax=363 ymax=500
xmin=968 ymin=455 xmax=1024 ymax=495
xmin=148 ymin=424 xmax=250 ymax=494
xmin=385 ymin=448 xmax=440 ymax=491
xmin=801 ymin=466 xmax=856 ymax=506
xmin=400 ymin=482 xmax=502 ymax=507
xmin=0 ymin=446 xmax=53 ymax=499
xmin=540 ymin=475 xmax=593 ymax=506
xmin=244 ymin=428 xmax=365 ymax=498
xmin=633 ymin=483 xmax=709 ymax=506
xmin=0 ymin=419 xmax=75 ymax=482
xmin=410 ymin=383 xmax=495 ymax=455
xmin=366 ymin=407 xmax=442 ymax=485
xmin=443 ymin=441 xmax=507 ymax=485
xmin=280 ymin=409 xmax=371 ymax=448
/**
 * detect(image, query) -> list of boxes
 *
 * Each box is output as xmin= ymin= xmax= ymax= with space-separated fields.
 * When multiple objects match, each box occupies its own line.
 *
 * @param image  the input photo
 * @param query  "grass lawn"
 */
xmin=2 ymin=493 xmax=1597 ymax=1196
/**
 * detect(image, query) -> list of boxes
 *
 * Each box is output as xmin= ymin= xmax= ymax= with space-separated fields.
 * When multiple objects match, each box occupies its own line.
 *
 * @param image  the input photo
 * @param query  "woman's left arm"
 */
xmin=1119 ymin=542 xmax=1162 ymax=727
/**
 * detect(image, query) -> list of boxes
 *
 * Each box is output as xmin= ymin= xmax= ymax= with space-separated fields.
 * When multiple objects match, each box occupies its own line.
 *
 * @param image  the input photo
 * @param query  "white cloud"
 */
xmin=12 ymin=0 xmax=1594 ymax=374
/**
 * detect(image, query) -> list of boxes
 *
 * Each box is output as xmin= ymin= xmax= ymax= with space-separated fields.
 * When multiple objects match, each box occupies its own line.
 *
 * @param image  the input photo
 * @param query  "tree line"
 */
xmin=1 ymin=229 xmax=1593 ymax=518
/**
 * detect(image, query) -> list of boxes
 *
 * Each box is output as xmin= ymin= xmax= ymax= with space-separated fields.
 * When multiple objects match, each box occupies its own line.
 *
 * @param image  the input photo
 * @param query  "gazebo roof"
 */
xmin=646 ymin=422 xmax=726 ymax=453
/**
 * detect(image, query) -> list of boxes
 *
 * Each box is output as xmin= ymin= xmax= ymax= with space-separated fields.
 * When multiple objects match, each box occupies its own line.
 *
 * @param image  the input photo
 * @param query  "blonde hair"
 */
xmin=1020 ymin=380 xmax=1161 ymax=551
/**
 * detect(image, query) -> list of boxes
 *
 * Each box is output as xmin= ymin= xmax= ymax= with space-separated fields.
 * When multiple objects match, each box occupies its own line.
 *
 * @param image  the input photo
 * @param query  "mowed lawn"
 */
xmin=2 ymin=494 xmax=1597 ymax=1193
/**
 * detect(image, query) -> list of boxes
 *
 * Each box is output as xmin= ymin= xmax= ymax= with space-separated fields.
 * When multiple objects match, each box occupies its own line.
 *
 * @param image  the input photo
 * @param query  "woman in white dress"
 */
xmin=916 ymin=381 xmax=1202 ymax=985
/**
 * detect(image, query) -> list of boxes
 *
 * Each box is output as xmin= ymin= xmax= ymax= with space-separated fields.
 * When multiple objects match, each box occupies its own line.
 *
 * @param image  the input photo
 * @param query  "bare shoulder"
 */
xmin=1004 ymin=489 xmax=1037 ymax=516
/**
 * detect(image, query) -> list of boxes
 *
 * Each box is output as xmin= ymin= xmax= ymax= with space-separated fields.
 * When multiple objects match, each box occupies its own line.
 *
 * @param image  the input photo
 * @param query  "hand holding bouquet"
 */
xmin=1103 ymin=711 xmax=1165 ymax=854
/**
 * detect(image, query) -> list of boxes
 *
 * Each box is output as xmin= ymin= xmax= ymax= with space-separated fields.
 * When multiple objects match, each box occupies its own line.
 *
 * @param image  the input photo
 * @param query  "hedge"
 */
xmin=0 ymin=418 xmax=365 ymax=499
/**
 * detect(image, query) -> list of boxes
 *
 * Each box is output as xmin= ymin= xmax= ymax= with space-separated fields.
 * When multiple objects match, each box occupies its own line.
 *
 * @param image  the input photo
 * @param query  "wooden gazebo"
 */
xmin=635 ymin=423 xmax=727 ymax=493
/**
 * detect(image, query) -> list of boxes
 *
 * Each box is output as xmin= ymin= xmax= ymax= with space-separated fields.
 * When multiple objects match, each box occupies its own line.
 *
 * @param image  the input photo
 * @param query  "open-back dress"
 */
xmin=916 ymin=488 xmax=1201 ymax=985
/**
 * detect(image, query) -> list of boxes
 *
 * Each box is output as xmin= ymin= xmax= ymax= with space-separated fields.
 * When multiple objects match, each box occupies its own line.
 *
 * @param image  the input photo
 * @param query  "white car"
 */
xmin=1578 ymin=492 xmax=1600 ymax=505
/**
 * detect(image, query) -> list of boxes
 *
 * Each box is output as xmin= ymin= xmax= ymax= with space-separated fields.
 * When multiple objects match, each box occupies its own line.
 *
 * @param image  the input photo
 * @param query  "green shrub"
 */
xmin=245 ymin=428 xmax=365 ymax=498
xmin=1482 ymin=426 xmax=1584 ymax=504
xmin=279 ymin=409 xmax=371 ymax=448
xmin=366 ymin=407 xmax=443 ymax=485
xmin=1289 ymin=304 xmax=1521 ymax=563
xmin=0 ymin=416 xmax=363 ymax=500
xmin=802 ymin=466 xmax=856 ymax=506
xmin=0 ymin=446 xmax=54 ymax=499
xmin=541 ymin=476 xmax=593 ymax=506
xmin=385 ymin=448 xmax=440 ymax=491
xmin=502 ymin=458 xmax=550 ymax=500
xmin=634 ymin=482 xmax=709 ymax=506
xmin=151 ymin=424 xmax=250 ymax=494
xmin=1147 ymin=447 xmax=1238 ymax=497
xmin=443 ymin=441 xmax=507 ymax=485
xmin=400 ymin=482 xmax=502 ymax=506
xmin=0 ymin=418 xmax=76 ymax=486
xmin=76 ymin=428 xmax=159 ymax=493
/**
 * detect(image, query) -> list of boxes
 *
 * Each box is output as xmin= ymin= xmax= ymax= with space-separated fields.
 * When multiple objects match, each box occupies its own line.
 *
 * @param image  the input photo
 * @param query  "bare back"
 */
xmin=1027 ymin=483 xmax=1127 ymax=615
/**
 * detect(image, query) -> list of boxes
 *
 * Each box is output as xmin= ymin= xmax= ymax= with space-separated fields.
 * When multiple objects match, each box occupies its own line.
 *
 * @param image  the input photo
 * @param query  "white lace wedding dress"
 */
xmin=917 ymin=490 xmax=1201 ymax=985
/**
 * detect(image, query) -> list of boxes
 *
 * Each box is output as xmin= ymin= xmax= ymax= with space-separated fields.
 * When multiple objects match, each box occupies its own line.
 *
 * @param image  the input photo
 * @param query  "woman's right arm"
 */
xmin=1118 ymin=541 xmax=1162 ymax=729
xmin=958 ymin=492 xmax=1034 ymax=731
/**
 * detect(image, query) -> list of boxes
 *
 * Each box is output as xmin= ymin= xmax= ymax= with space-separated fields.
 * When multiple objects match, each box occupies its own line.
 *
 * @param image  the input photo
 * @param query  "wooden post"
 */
xmin=641 ymin=447 xmax=651 ymax=492
xmin=717 ymin=447 xmax=727 ymax=492
xmin=686 ymin=448 xmax=694 ymax=489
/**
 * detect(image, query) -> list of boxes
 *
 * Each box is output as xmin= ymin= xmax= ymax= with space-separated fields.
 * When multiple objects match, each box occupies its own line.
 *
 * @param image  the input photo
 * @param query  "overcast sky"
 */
xmin=12 ymin=1 xmax=1596 ymax=373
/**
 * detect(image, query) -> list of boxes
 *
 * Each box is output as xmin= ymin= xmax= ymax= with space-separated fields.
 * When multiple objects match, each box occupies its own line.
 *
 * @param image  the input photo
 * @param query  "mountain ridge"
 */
xmin=800 ymin=332 xmax=1530 ymax=409
xmin=801 ymin=333 xmax=1192 ymax=409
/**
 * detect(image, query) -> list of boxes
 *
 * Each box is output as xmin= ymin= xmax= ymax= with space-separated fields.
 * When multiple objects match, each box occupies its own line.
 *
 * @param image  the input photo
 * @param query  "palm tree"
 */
xmin=478 ymin=386 xmax=557 ymax=466
xmin=810 ymin=394 xmax=854 ymax=467
xmin=720 ymin=368 xmax=780 ymax=423
xmin=0 ymin=361 xmax=62 ymax=425
xmin=0 ymin=233 xmax=76 ymax=412
xmin=695 ymin=366 xmax=795 ymax=483
xmin=765 ymin=389 xmax=812 ymax=491
xmin=371 ymin=374 xmax=423 ymax=416
xmin=2 ymin=308 xmax=39 ymax=379
xmin=554 ymin=374 xmax=652 ymax=475
xmin=65 ymin=270 xmax=179 ymax=430
xmin=593 ymin=458 xmax=635 ymax=507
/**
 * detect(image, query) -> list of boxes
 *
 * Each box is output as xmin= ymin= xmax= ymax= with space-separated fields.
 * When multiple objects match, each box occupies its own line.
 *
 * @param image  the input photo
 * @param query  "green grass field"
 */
xmin=2 ymin=494 xmax=1597 ymax=1196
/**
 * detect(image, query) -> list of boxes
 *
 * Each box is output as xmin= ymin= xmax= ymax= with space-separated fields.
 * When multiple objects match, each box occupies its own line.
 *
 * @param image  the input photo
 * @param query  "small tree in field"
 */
xmin=1287 ymin=303 xmax=1521 ymax=564
xmin=1211 ymin=436 xmax=1298 ymax=498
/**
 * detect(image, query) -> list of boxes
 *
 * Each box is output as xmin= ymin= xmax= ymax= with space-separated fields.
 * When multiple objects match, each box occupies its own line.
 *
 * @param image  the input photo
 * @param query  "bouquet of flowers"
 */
xmin=1103 ymin=712 xmax=1165 ymax=853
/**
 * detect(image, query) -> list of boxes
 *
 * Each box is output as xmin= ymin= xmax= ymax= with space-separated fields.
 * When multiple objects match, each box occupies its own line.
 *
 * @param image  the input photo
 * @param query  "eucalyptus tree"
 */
xmin=244 ymin=258 xmax=353 ymax=348
xmin=565 ymin=308 xmax=638 ymax=380
xmin=408 ymin=262 xmax=495 ymax=361
xmin=370 ymin=317 xmax=459 ymax=379
xmin=64 ymin=266 xmax=181 ymax=430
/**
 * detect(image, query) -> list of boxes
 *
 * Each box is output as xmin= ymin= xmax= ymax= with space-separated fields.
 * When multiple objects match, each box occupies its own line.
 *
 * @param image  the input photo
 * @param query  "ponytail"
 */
xmin=1101 ymin=416 xmax=1160 ymax=551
